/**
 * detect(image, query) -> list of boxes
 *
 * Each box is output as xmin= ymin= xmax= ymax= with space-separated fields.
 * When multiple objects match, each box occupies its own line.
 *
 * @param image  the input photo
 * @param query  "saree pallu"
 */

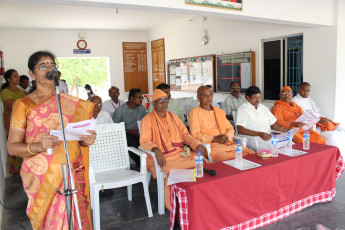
xmin=16 ymin=94 xmax=94 ymax=230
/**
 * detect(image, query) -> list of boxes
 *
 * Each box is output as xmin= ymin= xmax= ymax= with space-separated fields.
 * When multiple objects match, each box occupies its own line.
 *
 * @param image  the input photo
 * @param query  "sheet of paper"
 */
xmin=222 ymin=159 xmax=261 ymax=170
xmin=50 ymin=119 xmax=96 ymax=141
xmin=275 ymin=128 xmax=299 ymax=142
xmin=278 ymin=148 xmax=307 ymax=157
xmin=167 ymin=169 xmax=195 ymax=185
xmin=175 ymin=67 xmax=182 ymax=76
xmin=296 ymin=109 xmax=319 ymax=130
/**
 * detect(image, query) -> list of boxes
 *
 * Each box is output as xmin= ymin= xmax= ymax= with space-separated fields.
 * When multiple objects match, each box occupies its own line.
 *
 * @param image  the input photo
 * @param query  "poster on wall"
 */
xmin=151 ymin=38 xmax=166 ymax=90
xmin=185 ymin=0 xmax=242 ymax=11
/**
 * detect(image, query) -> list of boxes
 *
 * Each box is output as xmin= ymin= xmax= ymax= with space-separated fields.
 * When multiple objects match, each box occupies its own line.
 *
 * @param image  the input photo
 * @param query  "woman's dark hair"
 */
xmin=1 ymin=69 xmax=17 ymax=92
xmin=128 ymin=88 xmax=142 ymax=101
xmin=85 ymin=84 xmax=93 ymax=95
xmin=245 ymin=86 xmax=261 ymax=97
xmin=27 ymin=51 xmax=56 ymax=92
xmin=28 ymin=51 xmax=56 ymax=72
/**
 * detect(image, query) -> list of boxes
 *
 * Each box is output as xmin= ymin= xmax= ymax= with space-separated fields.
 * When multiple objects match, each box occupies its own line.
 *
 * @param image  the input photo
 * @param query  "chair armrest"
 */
xmin=233 ymin=135 xmax=248 ymax=147
xmin=138 ymin=146 xmax=165 ymax=176
xmin=128 ymin=147 xmax=147 ymax=174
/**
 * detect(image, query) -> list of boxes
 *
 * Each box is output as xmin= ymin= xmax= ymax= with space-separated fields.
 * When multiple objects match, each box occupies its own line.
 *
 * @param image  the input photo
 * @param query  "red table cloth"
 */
xmin=170 ymin=143 xmax=344 ymax=230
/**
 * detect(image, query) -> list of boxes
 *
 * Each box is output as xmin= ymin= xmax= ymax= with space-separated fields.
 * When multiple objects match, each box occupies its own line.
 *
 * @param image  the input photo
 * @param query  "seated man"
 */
xmin=102 ymin=86 xmax=126 ymax=117
xmin=223 ymin=81 xmax=247 ymax=120
xmin=237 ymin=86 xmax=289 ymax=141
xmin=189 ymin=86 xmax=254 ymax=162
xmin=140 ymin=89 xmax=207 ymax=209
xmin=113 ymin=88 xmax=147 ymax=169
xmin=148 ymin=83 xmax=185 ymax=122
xmin=89 ymin=95 xmax=113 ymax=124
xmin=272 ymin=86 xmax=325 ymax=144
xmin=292 ymin=82 xmax=339 ymax=131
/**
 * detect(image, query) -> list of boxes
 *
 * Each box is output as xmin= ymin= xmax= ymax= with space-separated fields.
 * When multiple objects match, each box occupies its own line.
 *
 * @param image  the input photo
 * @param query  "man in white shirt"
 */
xmin=292 ymin=82 xmax=345 ymax=155
xmin=90 ymin=95 xmax=113 ymax=124
xmin=237 ymin=86 xmax=289 ymax=140
xmin=58 ymin=71 xmax=68 ymax=94
xmin=102 ymin=86 xmax=125 ymax=117
xmin=223 ymin=81 xmax=247 ymax=120
xmin=18 ymin=75 xmax=30 ymax=92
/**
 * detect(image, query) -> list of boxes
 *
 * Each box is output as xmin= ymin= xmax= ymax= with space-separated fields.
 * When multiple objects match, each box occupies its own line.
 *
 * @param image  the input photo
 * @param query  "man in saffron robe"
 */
xmin=140 ymin=89 xmax=207 ymax=209
xmin=189 ymin=86 xmax=254 ymax=162
xmin=271 ymin=86 xmax=325 ymax=144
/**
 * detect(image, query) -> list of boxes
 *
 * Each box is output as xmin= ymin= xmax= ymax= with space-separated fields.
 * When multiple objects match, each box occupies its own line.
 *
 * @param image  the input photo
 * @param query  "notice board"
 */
xmin=216 ymin=51 xmax=255 ymax=93
xmin=167 ymin=54 xmax=216 ymax=92
xmin=151 ymin=38 xmax=166 ymax=90
xmin=122 ymin=42 xmax=148 ymax=93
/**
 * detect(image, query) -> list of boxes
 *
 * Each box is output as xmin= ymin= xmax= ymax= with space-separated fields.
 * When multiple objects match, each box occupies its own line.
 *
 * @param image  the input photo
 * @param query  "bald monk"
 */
xmin=189 ymin=86 xmax=255 ymax=162
xmin=272 ymin=86 xmax=325 ymax=144
xmin=140 ymin=89 xmax=208 ymax=209
xmin=292 ymin=82 xmax=339 ymax=131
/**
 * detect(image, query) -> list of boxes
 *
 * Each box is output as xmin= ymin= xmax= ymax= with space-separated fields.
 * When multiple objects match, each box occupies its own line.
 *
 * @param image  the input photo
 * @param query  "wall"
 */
xmin=149 ymin=16 xmax=338 ymax=119
xmin=0 ymin=29 xmax=149 ymax=101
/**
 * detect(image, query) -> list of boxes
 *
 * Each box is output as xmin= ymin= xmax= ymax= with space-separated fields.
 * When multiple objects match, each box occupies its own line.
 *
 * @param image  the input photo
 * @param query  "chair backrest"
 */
xmin=89 ymin=122 xmax=130 ymax=172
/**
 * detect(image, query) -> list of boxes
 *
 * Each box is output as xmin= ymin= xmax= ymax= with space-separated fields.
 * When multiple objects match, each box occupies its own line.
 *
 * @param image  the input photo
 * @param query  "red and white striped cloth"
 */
xmin=170 ymin=154 xmax=344 ymax=230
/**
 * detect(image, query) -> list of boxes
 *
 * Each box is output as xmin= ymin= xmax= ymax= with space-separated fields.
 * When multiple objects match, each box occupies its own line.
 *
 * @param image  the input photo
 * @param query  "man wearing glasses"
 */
xmin=113 ymin=88 xmax=147 ymax=169
xmin=140 ymin=89 xmax=207 ymax=210
xmin=272 ymin=86 xmax=325 ymax=144
xmin=148 ymin=83 xmax=185 ymax=122
xmin=223 ymin=81 xmax=247 ymax=120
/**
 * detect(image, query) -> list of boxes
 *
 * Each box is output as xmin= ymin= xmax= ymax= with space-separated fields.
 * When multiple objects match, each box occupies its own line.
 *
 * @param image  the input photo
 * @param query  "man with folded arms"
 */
xmin=236 ymin=86 xmax=289 ymax=141
xmin=148 ymin=83 xmax=185 ymax=122
xmin=272 ymin=86 xmax=325 ymax=144
xmin=223 ymin=81 xmax=247 ymax=120
xmin=140 ymin=89 xmax=207 ymax=209
xmin=189 ymin=86 xmax=254 ymax=162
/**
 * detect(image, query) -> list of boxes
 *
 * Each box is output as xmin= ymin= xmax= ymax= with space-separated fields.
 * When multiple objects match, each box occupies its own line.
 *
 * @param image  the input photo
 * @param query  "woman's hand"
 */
xmin=40 ymin=133 xmax=59 ymax=151
xmin=79 ymin=130 xmax=97 ymax=146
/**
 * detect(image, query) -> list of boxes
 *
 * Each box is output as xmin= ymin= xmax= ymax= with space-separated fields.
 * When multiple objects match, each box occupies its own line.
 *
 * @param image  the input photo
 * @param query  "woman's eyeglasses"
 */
xmin=35 ymin=64 xmax=57 ymax=71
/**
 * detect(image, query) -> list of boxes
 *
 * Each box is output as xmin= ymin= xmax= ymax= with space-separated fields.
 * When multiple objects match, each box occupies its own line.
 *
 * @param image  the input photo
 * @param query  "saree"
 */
xmin=10 ymin=93 xmax=94 ymax=230
xmin=0 ymin=88 xmax=26 ymax=174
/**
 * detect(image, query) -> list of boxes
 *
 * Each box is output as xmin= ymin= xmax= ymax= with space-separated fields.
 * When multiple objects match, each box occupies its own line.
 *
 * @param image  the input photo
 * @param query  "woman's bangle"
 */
xmin=27 ymin=143 xmax=36 ymax=155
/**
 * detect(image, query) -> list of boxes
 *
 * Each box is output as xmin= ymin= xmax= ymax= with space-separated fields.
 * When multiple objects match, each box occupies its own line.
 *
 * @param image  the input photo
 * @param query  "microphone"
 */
xmin=203 ymin=168 xmax=216 ymax=176
xmin=46 ymin=68 xmax=58 ymax=80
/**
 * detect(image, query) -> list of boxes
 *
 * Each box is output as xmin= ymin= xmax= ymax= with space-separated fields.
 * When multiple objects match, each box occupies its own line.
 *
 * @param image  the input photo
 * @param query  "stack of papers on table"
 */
xmin=278 ymin=148 xmax=307 ymax=157
xmin=223 ymin=159 xmax=261 ymax=170
xmin=167 ymin=169 xmax=195 ymax=185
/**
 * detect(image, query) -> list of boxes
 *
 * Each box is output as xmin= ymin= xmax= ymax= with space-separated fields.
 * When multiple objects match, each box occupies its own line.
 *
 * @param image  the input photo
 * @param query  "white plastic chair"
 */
xmin=89 ymin=122 xmax=153 ymax=230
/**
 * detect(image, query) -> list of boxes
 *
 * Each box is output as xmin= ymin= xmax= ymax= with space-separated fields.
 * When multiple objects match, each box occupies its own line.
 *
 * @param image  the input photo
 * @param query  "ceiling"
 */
xmin=0 ymin=1 xmax=186 ymax=30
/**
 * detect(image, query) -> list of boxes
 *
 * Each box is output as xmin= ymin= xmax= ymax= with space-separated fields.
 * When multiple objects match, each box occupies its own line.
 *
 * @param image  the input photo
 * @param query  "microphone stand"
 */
xmin=50 ymin=69 xmax=82 ymax=230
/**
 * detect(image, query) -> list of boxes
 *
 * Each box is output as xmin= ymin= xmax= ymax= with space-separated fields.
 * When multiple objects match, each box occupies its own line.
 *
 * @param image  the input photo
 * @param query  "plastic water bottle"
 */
xmin=235 ymin=141 xmax=243 ymax=166
xmin=303 ymin=130 xmax=310 ymax=150
xmin=271 ymin=135 xmax=278 ymax=157
xmin=285 ymin=132 xmax=293 ymax=156
xmin=195 ymin=151 xmax=203 ymax=178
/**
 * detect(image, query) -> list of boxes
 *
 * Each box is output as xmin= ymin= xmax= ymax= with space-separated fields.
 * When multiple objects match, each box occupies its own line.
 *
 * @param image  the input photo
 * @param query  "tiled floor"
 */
xmin=1 ymin=173 xmax=345 ymax=230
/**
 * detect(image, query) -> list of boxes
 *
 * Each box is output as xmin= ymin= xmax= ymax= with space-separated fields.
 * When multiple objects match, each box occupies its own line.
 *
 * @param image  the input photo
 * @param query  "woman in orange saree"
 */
xmin=7 ymin=51 xmax=96 ymax=230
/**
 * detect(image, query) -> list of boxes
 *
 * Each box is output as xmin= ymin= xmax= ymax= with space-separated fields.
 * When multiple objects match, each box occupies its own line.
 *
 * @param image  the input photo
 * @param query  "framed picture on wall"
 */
xmin=185 ymin=0 xmax=242 ymax=11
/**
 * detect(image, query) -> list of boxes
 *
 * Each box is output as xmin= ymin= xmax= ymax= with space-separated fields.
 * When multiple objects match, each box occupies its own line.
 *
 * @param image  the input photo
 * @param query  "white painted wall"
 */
xmin=58 ymin=0 xmax=335 ymax=27
xmin=0 ymin=29 xmax=149 ymax=101
xmin=335 ymin=0 xmax=345 ymax=125
xmin=149 ymin=16 xmax=339 ymax=119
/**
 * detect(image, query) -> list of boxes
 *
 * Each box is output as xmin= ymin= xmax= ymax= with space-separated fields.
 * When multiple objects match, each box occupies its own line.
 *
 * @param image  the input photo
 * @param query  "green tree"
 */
xmin=56 ymin=57 xmax=108 ymax=87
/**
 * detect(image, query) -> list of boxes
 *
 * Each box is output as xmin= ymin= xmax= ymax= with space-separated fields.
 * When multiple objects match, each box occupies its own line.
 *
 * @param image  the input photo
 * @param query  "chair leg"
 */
xmin=157 ymin=173 xmax=165 ymax=215
xmin=147 ymin=172 xmax=152 ymax=186
xmin=142 ymin=179 xmax=153 ymax=217
xmin=127 ymin=185 xmax=132 ymax=201
xmin=92 ymin=187 xmax=101 ymax=230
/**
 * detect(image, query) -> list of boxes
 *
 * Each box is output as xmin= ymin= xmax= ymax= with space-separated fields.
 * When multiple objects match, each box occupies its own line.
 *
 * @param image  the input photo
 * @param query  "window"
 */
xmin=56 ymin=57 xmax=110 ymax=100
xmin=263 ymin=35 xmax=303 ymax=100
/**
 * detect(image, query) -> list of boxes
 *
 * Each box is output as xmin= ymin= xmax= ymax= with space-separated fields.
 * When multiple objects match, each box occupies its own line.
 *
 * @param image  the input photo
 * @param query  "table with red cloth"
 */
xmin=170 ymin=143 xmax=344 ymax=230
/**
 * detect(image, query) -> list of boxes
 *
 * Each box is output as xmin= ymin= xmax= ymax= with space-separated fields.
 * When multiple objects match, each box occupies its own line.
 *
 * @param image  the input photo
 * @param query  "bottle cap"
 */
xmin=197 ymin=151 xmax=201 ymax=155
xmin=288 ymin=132 xmax=291 ymax=134
xmin=237 ymin=141 xmax=241 ymax=145
xmin=273 ymin=135 xmax=277 ymax=138
xmin=305 ymin=130 xmax=308 ymax=132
